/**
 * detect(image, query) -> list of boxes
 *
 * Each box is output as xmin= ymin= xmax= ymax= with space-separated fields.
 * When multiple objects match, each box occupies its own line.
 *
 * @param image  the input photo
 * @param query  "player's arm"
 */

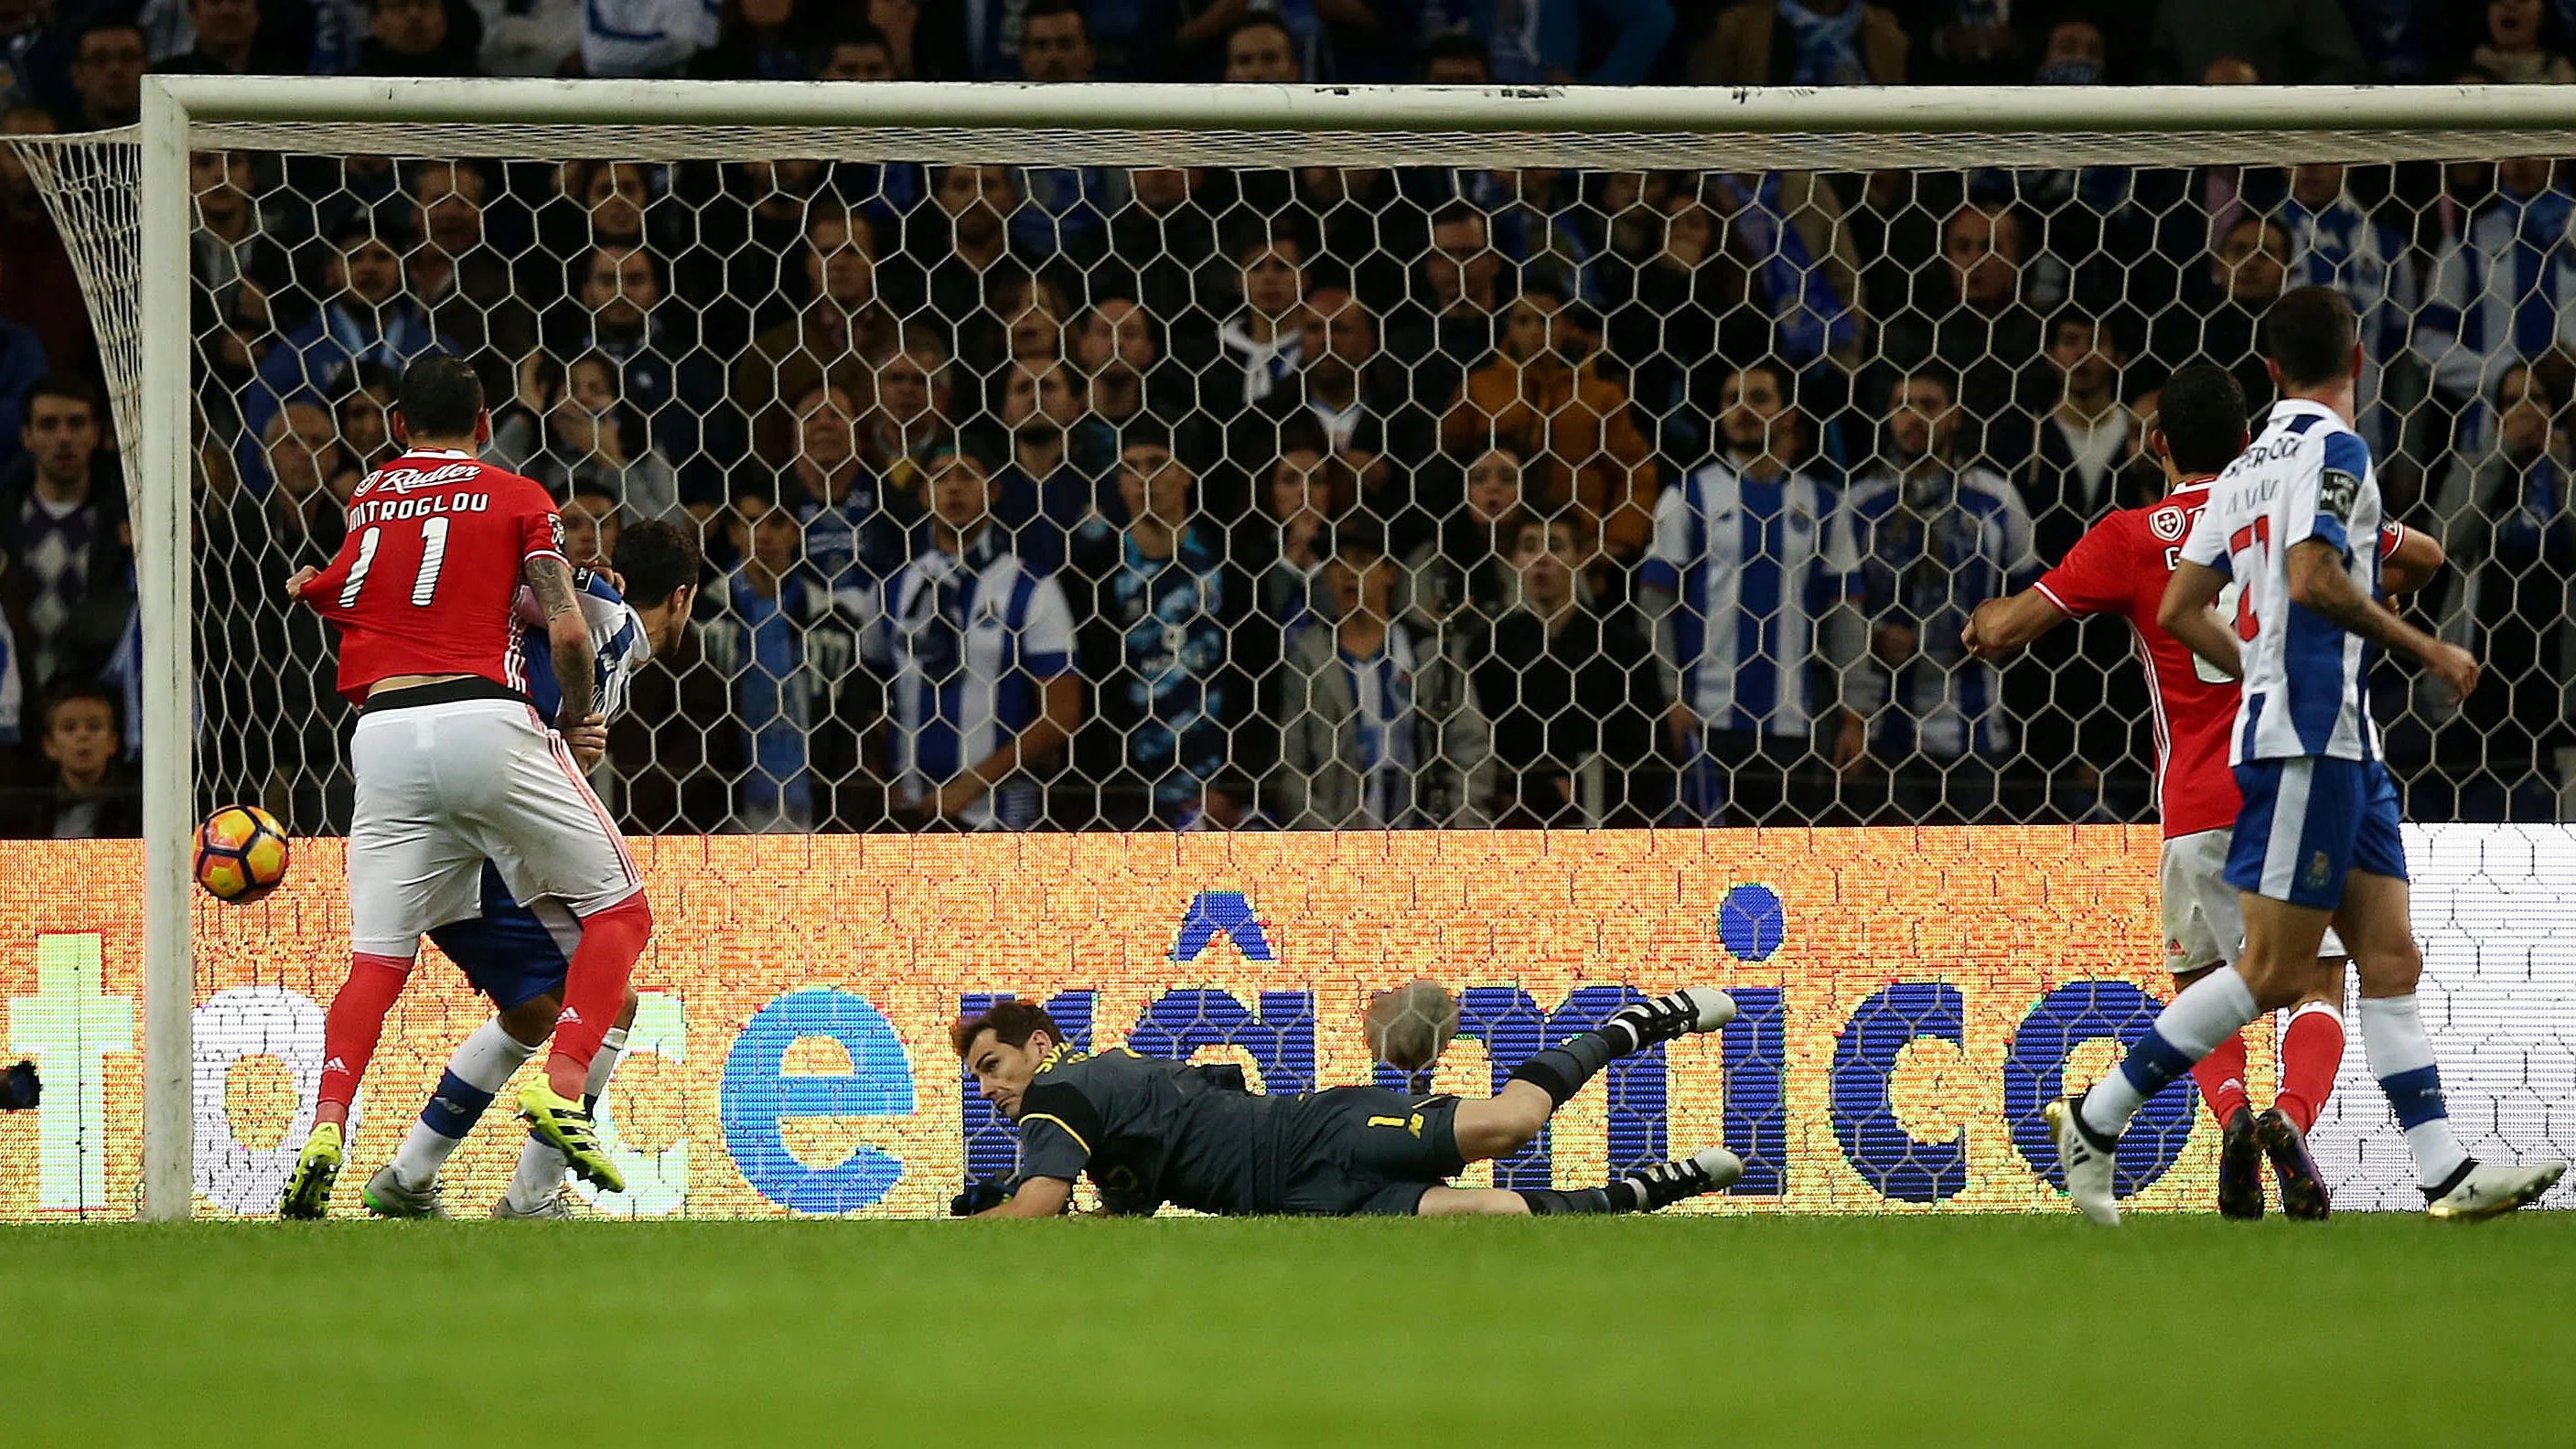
xmin=2156 ymin=560 xmax=2243 ymax=680
xmin=526 ymin=553 xmax=598 ymax=727
xmin=2380 ymin=523 xmax=2445 ymax=597
xmin=971 ymin=1175 xmax=1074 ymax=1219
xmin=1972 ymin=512 xmax=2126 ymax=661
xmin=1959 ymin=589 xmax=2068 ymax=660
xmin=285 ymin=524 xmax=370 ymax=611
xmin=2283 ymin=538 xmax=2480 ymax=695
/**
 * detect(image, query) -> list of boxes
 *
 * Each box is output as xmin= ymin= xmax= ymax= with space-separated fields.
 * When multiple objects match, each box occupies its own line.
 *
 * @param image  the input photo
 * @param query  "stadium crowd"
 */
xmin=0 ymin=0 xmax=2571 ymax=834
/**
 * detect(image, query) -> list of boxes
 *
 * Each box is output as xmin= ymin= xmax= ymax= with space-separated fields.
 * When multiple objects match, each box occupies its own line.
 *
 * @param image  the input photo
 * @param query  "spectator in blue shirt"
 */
xmin=859 ymin=449 xmax=1083 ymax=831
xmin=241 ymin=214 xmax=445 ymax=470
xmin=1069 ymin=433 xmax=1250 ymax=828
xmin=1423 ymin=0 xmax=1673 ymax=85
xmin=1012 ymin=0 xmax=1114 ymax=267
xmin=1842 ymin=367 xmax=2039 ymax=823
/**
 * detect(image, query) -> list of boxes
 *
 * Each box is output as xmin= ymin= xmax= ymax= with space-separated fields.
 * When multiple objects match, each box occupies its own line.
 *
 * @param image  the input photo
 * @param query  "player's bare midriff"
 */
xmin=367 ymin=673 xmax=474 ymax=698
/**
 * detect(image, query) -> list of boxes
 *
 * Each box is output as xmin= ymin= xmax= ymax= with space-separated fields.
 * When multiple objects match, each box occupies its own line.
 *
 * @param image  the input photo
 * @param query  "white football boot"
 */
xmin=2426 ymin=1160 xmax=2566 ymax=1221
xmin=1622 ymin=1146 xmax=1745 ymax=1212
xmin=1611 ymin=987 xmax=1738 ymax=1051
xmin=2045 ymin=1098 xmax=2121 ymax=1226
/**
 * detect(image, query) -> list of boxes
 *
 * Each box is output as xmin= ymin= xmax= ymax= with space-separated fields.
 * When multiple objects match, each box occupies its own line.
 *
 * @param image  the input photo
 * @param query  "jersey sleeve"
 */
xmin=2178 ymin=494 xmax=2232 ymax=574
xmin=297 ymin=518 xmax=370 ymax=620
xmin=1022 ymin=575 xmax=1078 ymax=679
xmin=2032 ymin=516 xmax=2131 ymax=617
xmin=1638 ymin=481 xmax=1688 ymax=595
xmin=1012 ymin=1077 xmax=1100 ymax=1185
xmin=513 ymin=480 xmax=568 ymax=569
xmin=2289 ymin=432 xmax=2371 ymax=557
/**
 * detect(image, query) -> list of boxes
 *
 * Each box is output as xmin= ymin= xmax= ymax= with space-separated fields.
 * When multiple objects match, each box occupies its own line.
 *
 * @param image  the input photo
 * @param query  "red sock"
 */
xmin=547 ymin=891 xmax=653 ymax=1099
xmin=2190 ymin=1030 xmax=2251 ymax=1125
xmin=317 ymin=953 xmax=413 ymax=1122
xmin=2272 ymin=1002 xmax=2345 ymax=1132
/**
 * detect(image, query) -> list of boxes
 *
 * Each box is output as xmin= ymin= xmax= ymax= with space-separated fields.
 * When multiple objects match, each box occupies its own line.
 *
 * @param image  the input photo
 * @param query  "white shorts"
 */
xmin=2161 ymin=829 xmax=2345 ymax=975
xmin=348 ymin=698 xmax=642 ymax=956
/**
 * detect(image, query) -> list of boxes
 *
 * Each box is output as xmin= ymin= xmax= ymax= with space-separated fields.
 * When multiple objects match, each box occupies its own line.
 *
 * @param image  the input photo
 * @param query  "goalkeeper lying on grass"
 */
xmin=950 ymin=993 xmax=1744 ymax=1218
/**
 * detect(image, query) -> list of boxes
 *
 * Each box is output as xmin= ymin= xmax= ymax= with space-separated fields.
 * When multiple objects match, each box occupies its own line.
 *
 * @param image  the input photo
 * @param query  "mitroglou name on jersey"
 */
xmin=346 ymin=491 xmax=493 ymax=527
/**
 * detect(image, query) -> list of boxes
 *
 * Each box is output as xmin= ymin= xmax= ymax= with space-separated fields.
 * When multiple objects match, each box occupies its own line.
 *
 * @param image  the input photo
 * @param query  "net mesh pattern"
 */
xmin=8 ymin=123 xmax=2574 ymax=833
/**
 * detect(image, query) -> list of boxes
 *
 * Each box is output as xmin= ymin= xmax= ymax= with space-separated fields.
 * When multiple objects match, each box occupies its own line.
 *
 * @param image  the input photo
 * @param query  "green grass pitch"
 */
xmin=9 ymin=1214 xmax=2570 ymax=1444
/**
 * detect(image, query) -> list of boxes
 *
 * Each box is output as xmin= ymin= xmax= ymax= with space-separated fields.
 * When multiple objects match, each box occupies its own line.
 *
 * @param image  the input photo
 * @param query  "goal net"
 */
xmin=5 ymin=79 xmax=2575 ymax=1219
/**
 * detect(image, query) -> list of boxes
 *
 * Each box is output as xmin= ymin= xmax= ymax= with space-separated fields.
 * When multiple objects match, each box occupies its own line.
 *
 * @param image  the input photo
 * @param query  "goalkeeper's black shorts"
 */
xmin=1275 ymin=1086 xmax=1465 ymax=1217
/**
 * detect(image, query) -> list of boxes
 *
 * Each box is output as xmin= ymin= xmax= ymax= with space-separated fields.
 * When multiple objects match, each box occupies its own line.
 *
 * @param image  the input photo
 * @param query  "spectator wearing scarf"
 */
xmin=2416 ymin=155 xmax=2576 ymax=419
xmin=1713 ymin=172 xmax=1862 ymax=371
xmin=2427 ymin=363 xmax=2576 ymax=792
xmin=1687 ymin=0 xmax=1907 ymax=86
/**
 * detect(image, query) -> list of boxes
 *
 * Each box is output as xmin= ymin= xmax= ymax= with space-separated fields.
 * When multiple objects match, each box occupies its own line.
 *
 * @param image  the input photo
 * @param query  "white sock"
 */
xmin=2079 ymin=967 xmax=2260 ymax=1140
xmin=2359 ymin=994 xmax=2471 ymax=1193
xmin=391 ymin=1020 xmax=537 ymax=1189
xmin=585 ymin=1025 xmax=628 ymax=1107
xmin=507 ymin=1025 xmax=630 ymax=1210
xmin=505 ymin=1132 xmax=569 ymax=1210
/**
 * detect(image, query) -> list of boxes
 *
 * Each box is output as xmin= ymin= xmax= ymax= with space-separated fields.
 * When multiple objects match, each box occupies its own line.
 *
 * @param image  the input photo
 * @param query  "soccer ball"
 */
xmin=1365 ymin=979 xmax=1460 ymax=1072
xmin=194 ymin=805 xmax=291 ymax=904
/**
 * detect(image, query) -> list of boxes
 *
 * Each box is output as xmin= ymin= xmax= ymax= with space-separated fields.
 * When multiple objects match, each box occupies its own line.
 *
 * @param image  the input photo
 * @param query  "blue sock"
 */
xmin=2079 ymin=967 xmax=2259 ymax=1141
xmin=2360 ymin=994 xmax=2471 ymax=1193
xmin=388 ymin=1020 xmax=536 ymax=1188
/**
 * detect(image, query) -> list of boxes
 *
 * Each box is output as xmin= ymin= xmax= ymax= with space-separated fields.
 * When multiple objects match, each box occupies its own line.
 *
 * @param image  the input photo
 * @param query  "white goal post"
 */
xmin=60 ymin=76 xmax=2576 ymax=1219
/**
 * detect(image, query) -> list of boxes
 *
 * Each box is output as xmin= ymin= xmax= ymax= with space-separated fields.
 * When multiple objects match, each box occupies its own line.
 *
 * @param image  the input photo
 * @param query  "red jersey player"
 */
xmin=1963 ymin=362 xmax=2441 ymax=1220
xmin=275 ymin=355 xmax=654 ymax=1218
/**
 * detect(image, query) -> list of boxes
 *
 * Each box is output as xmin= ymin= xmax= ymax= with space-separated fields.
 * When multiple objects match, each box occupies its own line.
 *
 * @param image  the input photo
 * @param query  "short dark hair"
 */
xmin=1894 ymin=364 xmax=1959 ymax=405
xmin=1025 ymin=0 xmax=1088 ymax=31
xmin=395 ymin=354 xmax=484 ymax=438
xmin=333 ymin=359 xmax=400 ymax=403
xmin=39 ymin=675 xmax=120 ymax=741
xmin=1514 ymin=273 xmax=1571 ymax=310
xmin=1429 ymin=202 xmax=1485 ymax=235
xmin=1422 ymin=32 xmax=1491 ymax=79
xmin=327 ymin=211 xmax=410 ymax=252
xmin=825 ymin=19 xmax=892 ymax=54
xmin=610 ymin=517 xmax=703 ymax=612
xmin=1228 ymin=216 xmax=1305 ymax=265
xmin=950 ymin=1000 xmax=1064 ymax=1057
xmin=1326 ymin=517 xmax=1392 ymax=564
xmin=75 ymin=20 xmax=144 ymax=56
xmin=2154 ymin=363 xmax=2249 ymax=475
xmin=1225 ymin=13 xmax=1295 ymax=53
xmin=2263 ymin=284 xmax=2358 ymax=390
xmin=21 ymin=373 xmax=101 ymax=419
xmin=1116 ymin=418 xmax=1175 ymax=457
xmin=1727 ymin=360 xmax=1790 ymax=398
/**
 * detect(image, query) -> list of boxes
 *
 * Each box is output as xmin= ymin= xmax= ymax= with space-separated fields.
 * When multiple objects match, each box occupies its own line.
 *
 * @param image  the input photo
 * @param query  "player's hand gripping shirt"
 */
xmin=297 ymin=448 xmax=566 ymax=705
xmin=2037 ymin=478 xmax=2412 ymax=837
xmin=2178 ymin=399 xmax=2386 ymax=764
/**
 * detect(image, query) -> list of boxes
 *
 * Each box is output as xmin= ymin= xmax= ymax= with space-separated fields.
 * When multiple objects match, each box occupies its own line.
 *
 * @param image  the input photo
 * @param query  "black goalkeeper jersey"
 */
xmin=1011 ymin=1046 xmax=1290 ymax=1215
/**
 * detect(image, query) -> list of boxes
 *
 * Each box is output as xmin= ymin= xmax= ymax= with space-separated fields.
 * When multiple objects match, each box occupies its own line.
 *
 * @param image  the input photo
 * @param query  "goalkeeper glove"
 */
xmin=950 ymin=1175 xmax=1014 ymax=1217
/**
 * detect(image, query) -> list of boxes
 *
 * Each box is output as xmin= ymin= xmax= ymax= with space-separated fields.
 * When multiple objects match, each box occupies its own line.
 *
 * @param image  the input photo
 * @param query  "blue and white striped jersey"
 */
xmin=856 ymin=531 xmax=1078 ymax=831
xmin=2416 ymin=187 xmax=2576 ymax=403
xmin=2283 ymin=189 xmax=2417 ymax=453
xmin=2180 ymin=400 xmax=2384 ymax=764
xmin=516 ymin=569 xmax=651 ymax=724
xmin=1843 ymin=466 xmax=2039 ymax=759
xmin=1640 ymin=461 xmax=1859 ymax=738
